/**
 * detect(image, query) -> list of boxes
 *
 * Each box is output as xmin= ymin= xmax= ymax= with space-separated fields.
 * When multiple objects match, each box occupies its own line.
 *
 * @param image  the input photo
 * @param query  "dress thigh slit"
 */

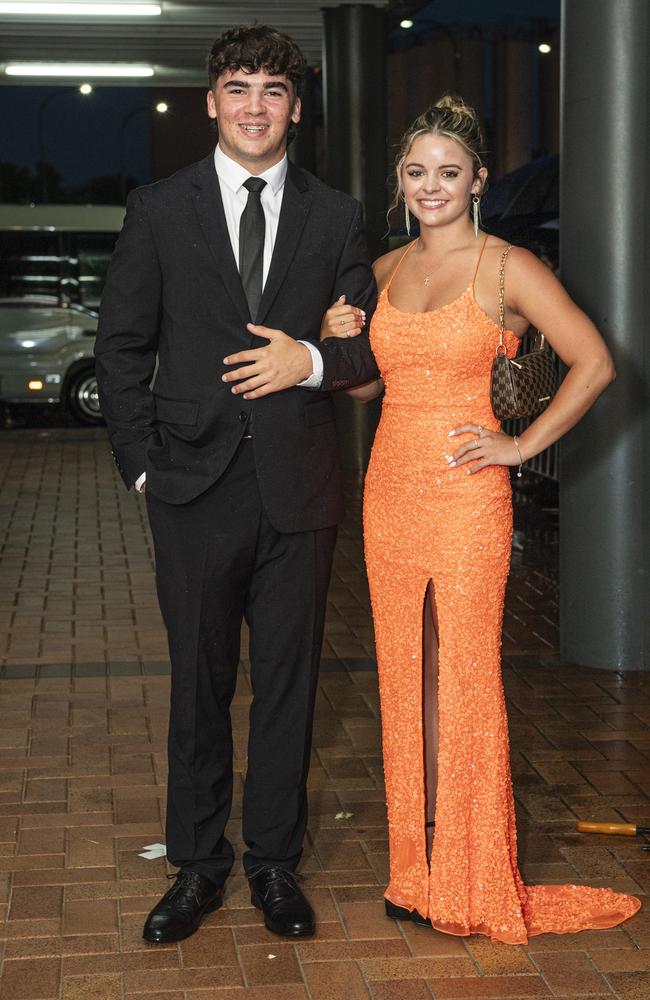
xmin=367 ymin=559 xmax=435 ymax=918
xmin=422 ymin=580 xmax=440 ymax=861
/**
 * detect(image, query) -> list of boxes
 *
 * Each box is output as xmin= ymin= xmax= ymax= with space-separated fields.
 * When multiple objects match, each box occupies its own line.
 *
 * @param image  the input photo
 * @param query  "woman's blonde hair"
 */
xmin=389 ymin=95 xmax=487 ymax=219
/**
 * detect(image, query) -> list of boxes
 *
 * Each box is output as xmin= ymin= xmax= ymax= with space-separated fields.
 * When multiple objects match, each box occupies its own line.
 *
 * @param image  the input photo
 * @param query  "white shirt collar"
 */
xmin=214 ymin=144 xmax=288 ymax=196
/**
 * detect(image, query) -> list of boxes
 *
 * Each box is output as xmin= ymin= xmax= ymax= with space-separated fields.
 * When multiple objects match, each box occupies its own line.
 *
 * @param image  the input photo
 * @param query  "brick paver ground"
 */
xmin=0 ymin=426 xmax=648 ymax=1000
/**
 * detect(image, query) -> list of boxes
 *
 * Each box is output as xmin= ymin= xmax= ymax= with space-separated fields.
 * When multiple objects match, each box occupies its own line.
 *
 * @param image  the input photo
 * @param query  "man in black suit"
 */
xmin=95 ymin=24 xmax=378 ymax=944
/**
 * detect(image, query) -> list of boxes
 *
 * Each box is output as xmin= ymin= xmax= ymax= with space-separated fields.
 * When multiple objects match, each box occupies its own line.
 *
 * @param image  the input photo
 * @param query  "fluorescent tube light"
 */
xmin=6 ymin=62 xmax=155 ymax=77
xmin=0 ymin=3 xmax=161 ymax=14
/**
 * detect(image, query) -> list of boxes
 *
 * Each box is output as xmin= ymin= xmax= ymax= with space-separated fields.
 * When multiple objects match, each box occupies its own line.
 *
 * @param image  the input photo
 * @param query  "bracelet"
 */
xmin=513 ymin=435 xmax=524 ymax=478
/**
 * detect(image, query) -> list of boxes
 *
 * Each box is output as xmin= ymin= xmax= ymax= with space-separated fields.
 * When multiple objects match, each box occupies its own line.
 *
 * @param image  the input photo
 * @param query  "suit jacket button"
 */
xmin=239 ymin=411 xmax=248 ymax=422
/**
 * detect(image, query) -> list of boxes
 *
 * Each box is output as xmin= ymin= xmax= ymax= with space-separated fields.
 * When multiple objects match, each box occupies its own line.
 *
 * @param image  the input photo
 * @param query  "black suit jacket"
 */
xmin=95 ymin=154 xmax=379 ymax=532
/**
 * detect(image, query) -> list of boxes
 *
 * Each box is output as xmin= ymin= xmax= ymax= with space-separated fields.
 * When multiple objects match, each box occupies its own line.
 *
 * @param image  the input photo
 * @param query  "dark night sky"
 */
xmin=1 ymin=85 xmax=153 ymax=187
xmin=412 ymin=0 xmax=560 ymax=24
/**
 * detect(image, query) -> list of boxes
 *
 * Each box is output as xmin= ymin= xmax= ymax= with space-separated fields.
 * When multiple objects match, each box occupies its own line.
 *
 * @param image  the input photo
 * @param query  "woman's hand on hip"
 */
xmin=320 ymin=294 xmax=365 ymax=341
xmin=446 ymin=424 xmax=526 ymax=474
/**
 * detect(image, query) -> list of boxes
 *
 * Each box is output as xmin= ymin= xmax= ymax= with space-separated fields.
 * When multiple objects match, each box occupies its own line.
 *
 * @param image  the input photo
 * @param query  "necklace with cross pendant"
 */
xmin=414 ymin=239 xmax=435 ymax=286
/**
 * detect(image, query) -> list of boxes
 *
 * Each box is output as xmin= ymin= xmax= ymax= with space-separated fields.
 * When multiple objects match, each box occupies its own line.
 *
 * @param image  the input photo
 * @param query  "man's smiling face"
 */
xmin=207 ymin=68 xmax=301 ymax=173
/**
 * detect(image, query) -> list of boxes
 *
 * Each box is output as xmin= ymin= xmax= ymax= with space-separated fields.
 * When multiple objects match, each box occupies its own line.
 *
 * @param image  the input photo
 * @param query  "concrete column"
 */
xmin=323 ymin=4 xmax=387 ymax=469
xmin=559 ymin=0 xmax=650 ymax=670
xmin=323 ymin=3 xmax=387 ymax=257
xmin=289 ymin=66 xmax=317 ymax=174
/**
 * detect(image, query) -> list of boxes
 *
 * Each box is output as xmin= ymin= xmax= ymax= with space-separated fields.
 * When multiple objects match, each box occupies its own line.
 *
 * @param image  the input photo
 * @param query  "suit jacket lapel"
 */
xmin=190 ymin=154 xmax=250 ymax=325
xmin=256 ymin=162 xmax=312 ymax=328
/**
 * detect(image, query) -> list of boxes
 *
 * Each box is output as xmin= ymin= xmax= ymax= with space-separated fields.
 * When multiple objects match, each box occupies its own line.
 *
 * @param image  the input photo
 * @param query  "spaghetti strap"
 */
xmin=386 ymin=240 xmax=418 ymax=293
xmin=471 ymin=234 xmax=490 ymax=292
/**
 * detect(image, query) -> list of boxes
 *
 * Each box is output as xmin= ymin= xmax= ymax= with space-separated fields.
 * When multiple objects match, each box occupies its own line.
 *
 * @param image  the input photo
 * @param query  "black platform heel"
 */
xmin=384 ymin=822 xmax=435 ymax=927
xmin=385 ymin=898 xmax=432 ymax=926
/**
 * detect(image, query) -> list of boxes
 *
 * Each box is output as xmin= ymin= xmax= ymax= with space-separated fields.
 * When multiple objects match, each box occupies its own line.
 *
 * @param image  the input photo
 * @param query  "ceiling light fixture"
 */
xmin=155 ymin=101 xmax=168 ymax=113
xmin=538 ymin=43 xmax=552 ymax=54
xmin=79 ymin=82 xmax=92 ymax=93
xmin=0 ymin=3 xmax=161 ymax=14
xmin=6 ymin=62 xmax=155 ymax=77
xmin=400 ymin=19 xmax=414 ymax=29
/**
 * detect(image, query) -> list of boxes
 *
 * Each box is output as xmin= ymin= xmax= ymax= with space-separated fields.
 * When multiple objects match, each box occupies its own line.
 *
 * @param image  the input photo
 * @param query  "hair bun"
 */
xmin=434 ymin=94 xmax=477 ymax=119
xmin=388 ymin=92 xmax=486 ymax=222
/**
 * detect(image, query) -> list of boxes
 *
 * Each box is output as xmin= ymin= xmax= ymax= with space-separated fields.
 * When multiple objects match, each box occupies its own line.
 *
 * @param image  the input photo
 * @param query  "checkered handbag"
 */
xmin=490 ymin=245 xmax=558 ymax=421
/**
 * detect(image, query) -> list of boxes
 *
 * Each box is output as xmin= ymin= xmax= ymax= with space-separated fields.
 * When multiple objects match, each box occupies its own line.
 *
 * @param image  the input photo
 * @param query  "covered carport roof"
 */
xmin=0 ymin=1 xmax=392 ymax=86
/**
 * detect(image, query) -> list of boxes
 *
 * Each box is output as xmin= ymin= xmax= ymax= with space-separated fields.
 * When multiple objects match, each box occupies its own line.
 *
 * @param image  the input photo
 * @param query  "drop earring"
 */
xmin=472 ymin=193 xmax=481 ymax=238
xmin=404 ymin=200 xmax=411 ymax=237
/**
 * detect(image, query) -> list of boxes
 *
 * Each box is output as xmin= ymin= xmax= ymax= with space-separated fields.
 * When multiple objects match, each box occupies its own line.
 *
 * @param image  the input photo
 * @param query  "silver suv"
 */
xmin=0 ymin=204 xmax=124 ymax=424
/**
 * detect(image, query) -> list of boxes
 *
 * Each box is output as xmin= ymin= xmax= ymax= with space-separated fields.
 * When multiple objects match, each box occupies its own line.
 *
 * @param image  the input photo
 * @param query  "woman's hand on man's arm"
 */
xmin=319 ymin=294 xmax=383 ymax=402
xmin=319 ymin=295 xmax=365 ymax=341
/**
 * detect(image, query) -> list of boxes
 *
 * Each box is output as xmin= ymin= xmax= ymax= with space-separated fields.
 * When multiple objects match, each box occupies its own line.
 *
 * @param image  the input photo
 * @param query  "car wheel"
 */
xmin=65 ymin=367 xmax=103 ymax=425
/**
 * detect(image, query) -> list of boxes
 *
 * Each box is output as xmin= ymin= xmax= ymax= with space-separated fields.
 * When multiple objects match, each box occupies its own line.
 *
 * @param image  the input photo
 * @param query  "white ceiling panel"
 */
xmin=0 ymin=1 xmax=390 ymax=85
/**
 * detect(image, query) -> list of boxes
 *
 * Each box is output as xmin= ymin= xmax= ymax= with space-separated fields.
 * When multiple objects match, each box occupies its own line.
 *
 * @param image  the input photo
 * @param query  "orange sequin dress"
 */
xmin=363 ymin=240 xmax=641 ymax=944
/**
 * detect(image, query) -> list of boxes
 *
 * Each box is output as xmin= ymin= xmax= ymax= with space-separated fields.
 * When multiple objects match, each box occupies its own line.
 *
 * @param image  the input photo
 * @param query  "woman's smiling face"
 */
xmin=402 ymin=132 xmax=487 ymax=230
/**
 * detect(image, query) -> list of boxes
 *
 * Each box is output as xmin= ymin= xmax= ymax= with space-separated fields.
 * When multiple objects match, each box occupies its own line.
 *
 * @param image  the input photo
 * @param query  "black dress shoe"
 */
xmin=385 ymin=898 xmax=432 ymax=927
xmin=143 ymin=871 xmax=223 ymax=943
xmin=248 ymin=865 xmax=314 ymax=937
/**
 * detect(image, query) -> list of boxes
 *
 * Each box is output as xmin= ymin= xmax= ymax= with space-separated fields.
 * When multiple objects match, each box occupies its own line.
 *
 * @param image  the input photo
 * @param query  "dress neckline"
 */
xmin=380 ymin=284 xmax=521 ymax=344
xmin=384 ymin=281 xmax=472 ymax=318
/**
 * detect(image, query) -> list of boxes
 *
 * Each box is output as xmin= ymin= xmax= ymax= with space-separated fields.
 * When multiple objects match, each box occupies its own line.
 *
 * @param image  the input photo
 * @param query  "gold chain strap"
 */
xmin=497 ymin=244 xmax=513 ymax=354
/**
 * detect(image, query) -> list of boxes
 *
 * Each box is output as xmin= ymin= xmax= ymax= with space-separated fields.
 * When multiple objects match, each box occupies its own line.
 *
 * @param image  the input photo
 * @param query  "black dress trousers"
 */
xmin=145 ymin=438 xmax=337 ymax=883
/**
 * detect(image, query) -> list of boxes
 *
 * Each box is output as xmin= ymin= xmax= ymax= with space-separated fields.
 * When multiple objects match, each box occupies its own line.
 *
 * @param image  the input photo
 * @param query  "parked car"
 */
xmin=0 ymin=204 xmax=124 ymax=424
xmin=0 ymin=295 xmax=103 ymax=423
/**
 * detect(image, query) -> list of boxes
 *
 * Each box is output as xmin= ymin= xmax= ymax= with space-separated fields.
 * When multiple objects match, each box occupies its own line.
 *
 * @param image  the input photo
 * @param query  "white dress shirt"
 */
xmin=135 ymin=145 xmax=323 ymax=493
xmin=213 ymin=145 xmax=322 ymax=387
xmin=215 ymin=143 xmax=283 ymax=289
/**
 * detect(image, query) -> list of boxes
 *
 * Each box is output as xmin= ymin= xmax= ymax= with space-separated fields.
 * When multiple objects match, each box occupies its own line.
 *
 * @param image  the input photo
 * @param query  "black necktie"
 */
xmin=239 ymin=177 xmax=267 ymax=321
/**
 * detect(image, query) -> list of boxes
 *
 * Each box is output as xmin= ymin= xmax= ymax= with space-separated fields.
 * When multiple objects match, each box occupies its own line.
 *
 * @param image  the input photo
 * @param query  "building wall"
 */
xmin=149 ymin=87 xmax=214 ymax=181
xmin=387 ymin=29 xmax=560 ymax=183
xmin=148 ymin=32 xmax=560 ymax=188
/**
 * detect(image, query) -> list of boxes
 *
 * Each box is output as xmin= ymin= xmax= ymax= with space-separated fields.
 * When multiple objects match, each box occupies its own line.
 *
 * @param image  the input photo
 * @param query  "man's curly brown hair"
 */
xmin=207 ymin=24 xmax=306 ymax=96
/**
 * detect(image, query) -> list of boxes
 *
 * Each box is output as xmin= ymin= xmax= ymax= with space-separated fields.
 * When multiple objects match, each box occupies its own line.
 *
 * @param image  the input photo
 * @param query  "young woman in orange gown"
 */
xmin=321 ymin=96 xmax=640 ymax=944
